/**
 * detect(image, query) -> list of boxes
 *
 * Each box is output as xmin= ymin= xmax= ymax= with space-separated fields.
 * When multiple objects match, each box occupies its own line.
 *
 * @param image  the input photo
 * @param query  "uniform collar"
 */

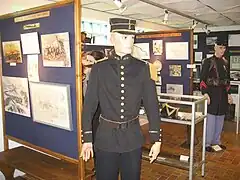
xmin=111 ymin=51 xmax=133 ymax=61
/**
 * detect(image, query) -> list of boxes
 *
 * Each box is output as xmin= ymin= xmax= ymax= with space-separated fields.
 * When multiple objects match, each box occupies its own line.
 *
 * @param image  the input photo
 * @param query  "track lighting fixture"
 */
xmin=113 ymin=0 xmax=127 ymax=13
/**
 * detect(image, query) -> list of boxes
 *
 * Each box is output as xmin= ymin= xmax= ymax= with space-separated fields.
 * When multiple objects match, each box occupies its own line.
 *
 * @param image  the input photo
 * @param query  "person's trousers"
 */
xmin=206 ymin=113 xmax=225 ymax=147
xmin=95 ymin=148 xmax=142 ymax=180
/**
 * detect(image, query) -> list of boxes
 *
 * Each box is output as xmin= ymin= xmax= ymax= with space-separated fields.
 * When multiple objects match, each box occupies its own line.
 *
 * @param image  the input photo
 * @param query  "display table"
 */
xmin=230 ymin=81 xmax=240 ymax=134
xmin=140 ymin=93 xmax=208 ymax=180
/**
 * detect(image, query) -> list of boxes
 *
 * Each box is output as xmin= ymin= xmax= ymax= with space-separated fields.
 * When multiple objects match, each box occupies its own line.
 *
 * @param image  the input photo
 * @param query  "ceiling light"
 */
xmin=162 ymin=9 xmax=169 ymax=24
xmin=113 ymin=0 xmax=127 ymax=13
xmin=190 ymin=20 xmax=198 ymax=30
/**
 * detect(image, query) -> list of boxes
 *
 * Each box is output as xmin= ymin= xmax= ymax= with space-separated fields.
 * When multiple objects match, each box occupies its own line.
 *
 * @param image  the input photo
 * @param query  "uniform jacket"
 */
xmin=81 ymin=53 xmax=161 ymax=152
xmin=200 ymin=55 xmax=231 ymax=115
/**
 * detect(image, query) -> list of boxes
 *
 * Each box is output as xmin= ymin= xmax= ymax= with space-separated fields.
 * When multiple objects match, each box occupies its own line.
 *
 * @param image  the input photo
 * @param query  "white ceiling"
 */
xmin=0 ymin=0 xmax=239 ymax=30
xmin=82 ymin=0 xmax=240 ymax=29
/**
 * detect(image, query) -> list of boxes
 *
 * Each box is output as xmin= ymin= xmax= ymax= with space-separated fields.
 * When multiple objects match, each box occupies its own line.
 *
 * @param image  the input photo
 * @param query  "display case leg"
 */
xmin=201 ymin=117 xmax=207 ymax=177
xmin=0 ymin=162 xmax=15 ymax=180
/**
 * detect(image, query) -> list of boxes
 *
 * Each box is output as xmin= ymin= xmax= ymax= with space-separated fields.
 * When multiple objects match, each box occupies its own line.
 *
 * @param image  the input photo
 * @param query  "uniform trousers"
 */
xmin=206 ymin=113 xmax=225 ymax=147
xmin=95 ymin=148 xmax=142 ymax=180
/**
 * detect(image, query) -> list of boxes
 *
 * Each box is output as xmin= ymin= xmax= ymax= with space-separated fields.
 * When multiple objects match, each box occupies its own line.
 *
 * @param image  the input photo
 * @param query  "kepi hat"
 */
xmin=109 ymin=18 xmax=136 ymax=34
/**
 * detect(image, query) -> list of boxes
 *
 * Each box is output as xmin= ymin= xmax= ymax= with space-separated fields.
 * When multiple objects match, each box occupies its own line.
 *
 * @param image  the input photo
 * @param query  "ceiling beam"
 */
xmin=139 ymin=0 xmax=212 ymax=25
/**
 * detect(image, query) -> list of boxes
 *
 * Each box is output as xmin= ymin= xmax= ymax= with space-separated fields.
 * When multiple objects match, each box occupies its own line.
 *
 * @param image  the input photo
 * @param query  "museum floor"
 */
xmin=138 ymin=120 xmax=240 ymax=180
xmin=89 ymin=120 xmax=240 ymax=180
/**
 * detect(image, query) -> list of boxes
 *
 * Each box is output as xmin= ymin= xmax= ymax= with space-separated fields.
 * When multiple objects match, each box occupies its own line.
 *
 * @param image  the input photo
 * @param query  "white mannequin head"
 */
xmin=110 ymin=32 xmax=135 ymax=57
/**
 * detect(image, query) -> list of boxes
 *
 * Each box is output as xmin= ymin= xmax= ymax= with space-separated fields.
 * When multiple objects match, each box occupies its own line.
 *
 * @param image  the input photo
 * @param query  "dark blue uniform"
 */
xmin=81 ymin=53 xmax=162 ymax=180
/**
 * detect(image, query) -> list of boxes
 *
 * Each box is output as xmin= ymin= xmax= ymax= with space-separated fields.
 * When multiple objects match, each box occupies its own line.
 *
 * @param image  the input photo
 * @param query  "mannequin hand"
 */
xmin=149 ymin=142 xmax=161 ymax=163
xmin=80 ymin=142 xmax=93 ymax=162
xmin=204 ymin=93 xmax=210 ymax=105
xmin=228 ymin=94 xmax=233 ymax=104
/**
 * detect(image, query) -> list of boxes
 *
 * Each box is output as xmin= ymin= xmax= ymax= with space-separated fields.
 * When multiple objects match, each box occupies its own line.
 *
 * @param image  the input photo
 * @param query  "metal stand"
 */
xmin=230 ymin=81 xmax=240 ymax=134
xmin=141 ymin=93 xmax=207 ymax=180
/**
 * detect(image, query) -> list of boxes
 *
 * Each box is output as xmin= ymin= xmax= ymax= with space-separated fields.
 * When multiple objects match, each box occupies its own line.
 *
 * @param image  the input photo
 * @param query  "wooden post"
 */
xmin=74 ymin=0 xmax=85 ymax=179
xmin=0 ymin=33 xmax=9 ymax=151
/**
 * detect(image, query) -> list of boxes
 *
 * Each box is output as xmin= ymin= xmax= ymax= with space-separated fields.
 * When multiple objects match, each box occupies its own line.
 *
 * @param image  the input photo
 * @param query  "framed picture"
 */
xmin=29 ymin=82 xmax=73 ymax=131
xmin=2 ymin=76 xmax=31 ymax=117
xmin=2 ymin=40 xmax=22 ymax=63
xmin=41 ymin=32 xmax=71 ymax=67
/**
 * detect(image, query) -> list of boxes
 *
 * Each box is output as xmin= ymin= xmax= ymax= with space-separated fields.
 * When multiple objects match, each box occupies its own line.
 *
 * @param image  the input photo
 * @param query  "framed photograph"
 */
xmin=2 ymin=76 xmax=31 ymax=117
xmin=193 ymin=35 xmax=198 ymax=49
xmin=230 ymin=56 xmax=240 ymax=70
xmin=206 ymin=37 xmax=217 ymax=45
xmin=228 ymin=34 xmax=240 ymax=47
xmin=41 ymin=32 xmax=71 ymax=67
xmin=29 ymin=82 xmax=73 ymax=131
xmin=2 ymin=40 xmax=22 ymax=63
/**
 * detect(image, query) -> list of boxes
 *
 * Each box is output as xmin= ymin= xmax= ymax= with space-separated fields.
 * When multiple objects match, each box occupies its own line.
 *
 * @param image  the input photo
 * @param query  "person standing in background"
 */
xmin=82 ymin=50 xmax=105 ymax=172
xmin=200 ymin=37 xmax=233 ymax=152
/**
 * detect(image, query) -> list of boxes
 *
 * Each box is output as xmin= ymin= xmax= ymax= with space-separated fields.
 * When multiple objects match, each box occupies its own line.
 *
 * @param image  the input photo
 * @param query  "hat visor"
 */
xmin=215 ymin=43 xmax=227 ymax=46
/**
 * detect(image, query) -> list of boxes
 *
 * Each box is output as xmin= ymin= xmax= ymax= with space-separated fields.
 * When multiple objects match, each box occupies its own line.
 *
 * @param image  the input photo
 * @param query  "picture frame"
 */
xmin=29 ymin=81 xmax=73 ymax=131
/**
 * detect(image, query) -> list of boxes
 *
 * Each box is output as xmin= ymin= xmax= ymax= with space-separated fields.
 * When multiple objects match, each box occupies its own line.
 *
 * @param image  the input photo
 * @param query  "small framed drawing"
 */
xmin=29 ymin=81 xmax=73 ymax=131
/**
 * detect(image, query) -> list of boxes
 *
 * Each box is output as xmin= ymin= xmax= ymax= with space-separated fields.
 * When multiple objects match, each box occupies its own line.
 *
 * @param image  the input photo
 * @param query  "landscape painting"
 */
xmin=2 ymin=41 xmax=22 ymax=63
xmin=41 ymin=32 xmax=71 ymax=67
xmin=29 ymin=82 xmax=72 ymax=131
xmin=2 ymin=76 xmax=31 ymax=117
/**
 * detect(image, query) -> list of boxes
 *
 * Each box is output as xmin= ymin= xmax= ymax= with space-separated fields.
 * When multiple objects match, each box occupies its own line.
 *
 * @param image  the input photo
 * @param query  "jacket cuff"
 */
xmin=82 ymin=131 xmax=93 ymax=143
xmin=149 ymin=129 xmax=162 ymax=143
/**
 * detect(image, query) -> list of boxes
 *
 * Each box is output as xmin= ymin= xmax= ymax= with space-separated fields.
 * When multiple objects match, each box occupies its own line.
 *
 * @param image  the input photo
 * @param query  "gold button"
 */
xmin=121 ymin=96 xmax=124 ymax=100
xmin=121 ymin=90 xmax=125 ymax=93
xmin=121 ymin=66 xmax=124 ymax=69
xmin=121 ymin=84 xmax=124 ymax=87
xmin=121 ymin=115 xmax=124 ymax=119
xmin=121 ymin=77 xmax=124 ymax=81
xmin=121 ymin=102 xmax=124 ymax=106
xmin=121 ymin=109 xmax=124 ymax=113
xmin=121 ymin=72 xmax=124 ymax=75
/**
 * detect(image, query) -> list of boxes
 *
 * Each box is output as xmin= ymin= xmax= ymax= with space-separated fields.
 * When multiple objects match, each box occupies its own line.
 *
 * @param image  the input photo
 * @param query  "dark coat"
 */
xmin=200 ymin=55 xmax=231 ymax=115
xmin=81 ymin=53 xmax=161 ymax=153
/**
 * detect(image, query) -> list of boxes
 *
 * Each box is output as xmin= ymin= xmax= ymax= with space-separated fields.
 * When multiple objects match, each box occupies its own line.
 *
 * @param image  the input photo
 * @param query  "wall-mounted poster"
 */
xmin=133 ymin=43 xmax=150 ymax=59
xmin=20 ymin=32 xmax=40 ymax=55
xmin=153 ymin=40 xmax=163 ymax=55
xmin=165 ymin=42 xmax=189 ymax=60
xmin=2 ymin=41 xmax=22 ymax=63
xmin=2 ymin=76 xmax=31 ymax=117
xmin=29 ymin=82 xmax=73 ymax=131
xmin=169 ymin=65 xmax=181 ymax=77
xmin=206 ymin=37 xmax=217 ymax=45
xmin=230 ymin=56 xmax=240 ymax=70
xmin=41 ymin=32 xmax=71 ymax=67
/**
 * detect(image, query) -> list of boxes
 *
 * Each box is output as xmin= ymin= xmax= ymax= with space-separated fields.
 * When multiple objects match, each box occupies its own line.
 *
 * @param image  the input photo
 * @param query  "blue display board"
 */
xmin=0 ymin=3 xmax=79 ymax=159
xmin=135 ymin=30 xmax=192 ymax=95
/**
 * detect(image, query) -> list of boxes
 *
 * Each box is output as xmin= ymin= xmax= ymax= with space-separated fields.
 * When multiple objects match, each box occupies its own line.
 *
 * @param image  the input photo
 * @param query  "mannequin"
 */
xmin=80 ymin=18 xmax=162 ymax=180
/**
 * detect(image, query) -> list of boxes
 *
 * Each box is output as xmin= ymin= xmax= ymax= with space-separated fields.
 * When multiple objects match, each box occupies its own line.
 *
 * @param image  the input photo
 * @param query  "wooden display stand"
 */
xmin=0 ymin=0 xmax=91 ymax=179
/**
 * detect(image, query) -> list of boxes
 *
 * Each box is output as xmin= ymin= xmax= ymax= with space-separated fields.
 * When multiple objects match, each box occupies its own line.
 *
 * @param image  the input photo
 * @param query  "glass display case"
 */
xmin=139 ymin=93 xmax=208 ymax=180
